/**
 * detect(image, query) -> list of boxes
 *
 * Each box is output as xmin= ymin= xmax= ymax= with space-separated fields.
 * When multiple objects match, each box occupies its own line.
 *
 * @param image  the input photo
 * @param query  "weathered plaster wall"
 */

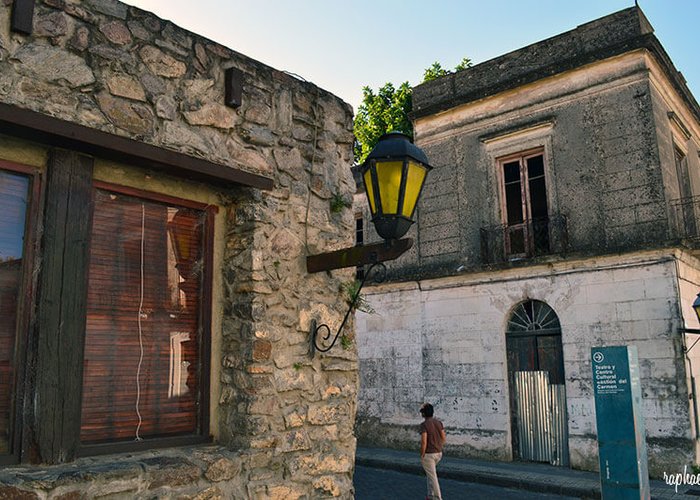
xmin=390 ymin=52 xmax=672 ymax=282
xmin=356 ymin=251 xmax=692 ymax=477
xmin=0 ymin=134 xmax=49 ymax=169
xmin=0 ymin=1 xmax=358 ymax=498
xmin=647 ymin=59 xmax=700 ymax=235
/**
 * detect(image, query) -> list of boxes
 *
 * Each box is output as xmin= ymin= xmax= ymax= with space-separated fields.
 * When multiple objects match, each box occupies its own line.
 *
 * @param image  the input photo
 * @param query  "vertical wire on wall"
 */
xmin=135 ymin=203 xmax=146 ymax=441
xmin=281 ymin=71 xmax=321 ymax=253
xmin=303 ymin=84 xmax=321 ymax=253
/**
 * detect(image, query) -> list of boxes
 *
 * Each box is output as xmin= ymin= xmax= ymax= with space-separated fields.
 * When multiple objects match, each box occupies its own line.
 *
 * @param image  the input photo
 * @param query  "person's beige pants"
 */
xmin=421 ymin=452 xmax=443 ymax=500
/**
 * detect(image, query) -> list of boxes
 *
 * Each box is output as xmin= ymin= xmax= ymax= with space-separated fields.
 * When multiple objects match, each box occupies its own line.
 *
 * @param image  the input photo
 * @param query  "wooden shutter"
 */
xmin=81 ymin=188 xmax=206 ymax=444
xmin=0 ymin=169 xmax=30 ymax=454
xmin=34 ymin=150 xmax=94 ymax=463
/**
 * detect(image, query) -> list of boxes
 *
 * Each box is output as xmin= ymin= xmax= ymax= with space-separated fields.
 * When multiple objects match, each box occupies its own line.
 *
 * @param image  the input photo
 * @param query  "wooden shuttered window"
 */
xmin=81 ymin=187 xmax=209 ymax=444
xmin=0 ymin=169 xmax=30 ymax=455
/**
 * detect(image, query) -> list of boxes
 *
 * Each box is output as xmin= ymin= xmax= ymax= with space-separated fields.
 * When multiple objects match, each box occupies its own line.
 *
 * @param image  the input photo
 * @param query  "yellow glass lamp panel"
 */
xmin=363 ymin=169 xmax=376 ymax=215
xmin=401 ymin=161 xmax=427 ymax=218
xmin=375 ymin=161 xmax=404 ymax=215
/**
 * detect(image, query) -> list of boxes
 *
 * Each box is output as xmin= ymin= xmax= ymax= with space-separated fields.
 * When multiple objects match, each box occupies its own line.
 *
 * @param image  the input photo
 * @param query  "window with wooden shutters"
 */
xmin=499 ymin=149 xmax=550 ymax=258
xmin=81 ymin=185 xmax=212 ymax=445
xmin=0 ymin=163 xmax=34 ymax=458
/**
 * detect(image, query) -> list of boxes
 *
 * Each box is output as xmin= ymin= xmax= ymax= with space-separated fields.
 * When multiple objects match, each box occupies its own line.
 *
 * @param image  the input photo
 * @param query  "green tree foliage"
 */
xmin=454 ymin=56 xmax=473 ymax=72
xmin=353 ymin=82 xmax=412 ymax=164
xmin=422 ymin=61 xmax=450 ymax=83
xmin=354 ymin=57 xmax=473 ymax=163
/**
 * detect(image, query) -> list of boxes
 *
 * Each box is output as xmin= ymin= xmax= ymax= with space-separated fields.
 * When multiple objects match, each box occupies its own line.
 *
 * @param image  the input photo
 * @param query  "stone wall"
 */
xmin=0 ymin=0 xmax=358 ymax=498
xmin=356 ymin=250 xmax=694 ymax=477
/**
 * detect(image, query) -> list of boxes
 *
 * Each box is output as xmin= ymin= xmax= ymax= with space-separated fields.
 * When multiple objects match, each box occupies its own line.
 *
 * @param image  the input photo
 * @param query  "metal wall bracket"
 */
xmin=12 ymin=0 xmax=35 ymax=34
xmin=680 ymin=327 xmax=700 ymax=354
xmin=310 ymin=262 xmax=386 ymax=356
xmin=307 ymin=239 xmax=412 ymax=355
xmin=224 ymin=67 xmax=243 ymax=108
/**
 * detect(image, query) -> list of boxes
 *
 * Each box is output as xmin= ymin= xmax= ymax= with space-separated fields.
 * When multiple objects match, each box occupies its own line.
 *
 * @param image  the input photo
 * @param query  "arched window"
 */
xmin=507 ymin=300 xmax=561 ymax=333
xmin=506 ymin=300 xmax=564 ymax=384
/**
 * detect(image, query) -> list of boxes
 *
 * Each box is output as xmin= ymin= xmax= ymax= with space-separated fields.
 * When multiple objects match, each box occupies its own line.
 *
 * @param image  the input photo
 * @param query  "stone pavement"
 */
xmin=355 ymin=447 xmax=698 ymax=499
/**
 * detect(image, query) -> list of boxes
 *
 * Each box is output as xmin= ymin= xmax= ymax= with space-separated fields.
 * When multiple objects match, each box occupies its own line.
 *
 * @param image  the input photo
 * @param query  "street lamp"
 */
xmin=361 ymin=132 xmax=432 ymax=240
xmin=306 ymin=132 xmax=432 ymax=354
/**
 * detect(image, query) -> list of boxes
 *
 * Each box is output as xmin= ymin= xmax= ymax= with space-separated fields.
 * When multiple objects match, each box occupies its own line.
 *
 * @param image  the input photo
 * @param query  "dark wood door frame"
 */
xmin=506 ymin=329 xmax=565 ymax=461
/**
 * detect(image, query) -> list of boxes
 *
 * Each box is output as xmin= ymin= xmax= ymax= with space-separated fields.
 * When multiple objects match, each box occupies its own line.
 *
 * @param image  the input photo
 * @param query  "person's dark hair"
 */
xmin=420 ymin=403 xmax=434 ymax=417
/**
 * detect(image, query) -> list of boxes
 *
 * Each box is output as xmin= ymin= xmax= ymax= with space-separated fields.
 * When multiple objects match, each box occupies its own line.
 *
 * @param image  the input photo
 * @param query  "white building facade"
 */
xmin=355 ymin=7 xmax=700 ymax=477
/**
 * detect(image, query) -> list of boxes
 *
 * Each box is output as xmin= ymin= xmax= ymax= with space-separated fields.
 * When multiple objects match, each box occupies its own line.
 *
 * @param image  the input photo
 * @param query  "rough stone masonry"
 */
xmin=0 ymin=0 xmax=360 ymax=498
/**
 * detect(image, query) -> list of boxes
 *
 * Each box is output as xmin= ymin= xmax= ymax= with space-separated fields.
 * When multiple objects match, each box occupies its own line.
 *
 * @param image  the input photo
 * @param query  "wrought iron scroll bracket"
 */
xmin=310 ymin=262 xmax=386 ymax=356
xmin=680 ymin=327 xmax=700 ymax=354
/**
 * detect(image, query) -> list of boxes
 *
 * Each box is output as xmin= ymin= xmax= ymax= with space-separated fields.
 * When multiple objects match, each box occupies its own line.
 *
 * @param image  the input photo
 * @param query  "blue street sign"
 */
xmin=591 ymin=346 xmax=649 ymax=500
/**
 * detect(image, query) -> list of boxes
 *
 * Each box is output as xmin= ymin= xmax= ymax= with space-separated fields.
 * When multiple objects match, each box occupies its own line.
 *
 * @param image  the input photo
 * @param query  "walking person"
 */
xmin=419 ymin=403 xmax=446 ymax=500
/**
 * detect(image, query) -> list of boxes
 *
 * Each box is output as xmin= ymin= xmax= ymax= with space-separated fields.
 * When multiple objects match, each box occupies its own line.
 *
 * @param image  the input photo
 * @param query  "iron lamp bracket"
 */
xmin=306 ymin=238 xmax=412 ymax=355
xmin=310 ymin=261 xmax=387 ymax=356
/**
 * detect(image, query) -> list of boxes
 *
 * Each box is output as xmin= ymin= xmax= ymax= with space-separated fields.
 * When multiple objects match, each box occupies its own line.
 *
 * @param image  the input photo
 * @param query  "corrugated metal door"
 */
xmin=513 ymin=371 xmax=569 ymax=466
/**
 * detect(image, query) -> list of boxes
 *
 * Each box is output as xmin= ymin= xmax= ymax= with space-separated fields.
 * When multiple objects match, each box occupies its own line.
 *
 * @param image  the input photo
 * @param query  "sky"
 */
xmin=122 ymin=1 xmax=700 ymax=112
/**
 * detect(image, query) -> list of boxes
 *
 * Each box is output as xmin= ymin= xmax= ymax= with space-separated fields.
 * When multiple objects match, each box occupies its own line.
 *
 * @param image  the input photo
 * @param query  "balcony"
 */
xmin=480 ymin=215 xmax=568 ymax=265
xmin=670 ymin=196 xmax=700 ymax=241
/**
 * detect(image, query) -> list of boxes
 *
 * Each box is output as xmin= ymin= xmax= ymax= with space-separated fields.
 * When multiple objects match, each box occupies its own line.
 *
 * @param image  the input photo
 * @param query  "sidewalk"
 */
xmin=355 ymin=447 xmax=698 ymax=499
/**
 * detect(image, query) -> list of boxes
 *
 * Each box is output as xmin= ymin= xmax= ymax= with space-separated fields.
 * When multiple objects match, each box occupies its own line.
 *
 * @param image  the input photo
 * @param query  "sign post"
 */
xmin=591 ymin=346 xmax=649 ymax=500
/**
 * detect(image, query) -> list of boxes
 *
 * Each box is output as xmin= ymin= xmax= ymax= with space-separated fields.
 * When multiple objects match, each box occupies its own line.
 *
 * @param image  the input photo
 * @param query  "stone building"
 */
xmin=0 ymin=0 xmax=358 ymax=498
xmin=355 ymin=7 xmax=700 ymax=477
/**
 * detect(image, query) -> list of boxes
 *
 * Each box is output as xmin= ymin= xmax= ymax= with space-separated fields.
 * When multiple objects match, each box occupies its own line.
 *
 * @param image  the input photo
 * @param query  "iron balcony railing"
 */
xmin=670 ymin=196 xmax=700 ymax=241
xmin=480 ymin=215 xmax=568 ymax=265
